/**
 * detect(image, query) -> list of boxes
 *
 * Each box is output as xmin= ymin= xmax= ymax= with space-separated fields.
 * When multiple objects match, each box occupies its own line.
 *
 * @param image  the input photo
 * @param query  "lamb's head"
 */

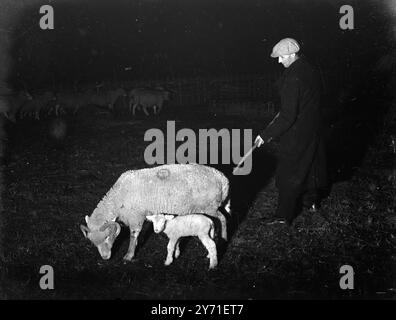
xmin=146 ymin=214 xmax=174 ymax=233
xmin=80 ymin=215 xmax=121 ymax=260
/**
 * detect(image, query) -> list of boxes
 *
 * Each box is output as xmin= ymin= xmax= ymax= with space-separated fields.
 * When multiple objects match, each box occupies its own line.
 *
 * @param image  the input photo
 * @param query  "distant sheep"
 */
xmin=54 ymin=91 xmax=91 ymax=116
xmin=80 ymin=164 xmax=230 ymax=262
xmin=19 ymin=91 xmax=56 ymax=120
xmin=128 ymin=88 xmax=170 ymax=116
xmin=89 ymin=88 xmax=127 ymax=110
xmin=0 ymin=90 xmax=32 ymax=122
xmin=54 ymin=88 xmax=127 ymax=115
xmin=146 ymin=213 xmax=218 ymax=269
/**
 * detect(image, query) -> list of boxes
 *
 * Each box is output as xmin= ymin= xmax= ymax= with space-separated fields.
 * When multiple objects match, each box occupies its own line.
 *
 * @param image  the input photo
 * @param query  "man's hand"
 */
xmin=255 ymin=135 xmax=265 ymax=147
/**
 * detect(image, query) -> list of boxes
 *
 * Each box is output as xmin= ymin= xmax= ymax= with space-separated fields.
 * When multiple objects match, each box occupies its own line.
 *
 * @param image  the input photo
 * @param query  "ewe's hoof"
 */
xmin=164 ymin=260 xmax=173 ymax=266
xmin=123 ymin=254 xmax=135 ymax=262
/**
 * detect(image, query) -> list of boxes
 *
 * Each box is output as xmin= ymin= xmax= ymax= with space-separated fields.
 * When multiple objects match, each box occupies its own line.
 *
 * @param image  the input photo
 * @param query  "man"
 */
xmin=255 ymin=38 xmax=327 ymax=226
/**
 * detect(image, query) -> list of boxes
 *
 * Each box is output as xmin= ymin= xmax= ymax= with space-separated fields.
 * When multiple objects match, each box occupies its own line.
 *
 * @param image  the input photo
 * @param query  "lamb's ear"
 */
xmin=164 ymin=215 xmax=175 ymax=221
xmin=80 ymin=225 xmax=90 ymax=238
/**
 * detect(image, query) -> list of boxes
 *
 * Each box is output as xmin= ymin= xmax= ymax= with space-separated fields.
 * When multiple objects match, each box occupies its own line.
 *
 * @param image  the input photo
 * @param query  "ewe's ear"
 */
xmin=114 ymin=222 xmax=121 ymax=236
xmin=80 ymin=225 xmax=89 ymax=238
xmin=146 ymin=215 xmax=155 ymax=222
xmin=165 ymin=215 xmax=175 ymax=221
xmin=85 ymin=215 xmax=89 ymax=224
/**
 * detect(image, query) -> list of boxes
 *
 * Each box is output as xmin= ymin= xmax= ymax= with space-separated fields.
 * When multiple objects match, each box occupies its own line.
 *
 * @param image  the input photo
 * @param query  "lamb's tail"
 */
xmin=224 ymin=199 xmax=231 ymax=216
xmin=217 ymin=169 xmax=231 ymax=216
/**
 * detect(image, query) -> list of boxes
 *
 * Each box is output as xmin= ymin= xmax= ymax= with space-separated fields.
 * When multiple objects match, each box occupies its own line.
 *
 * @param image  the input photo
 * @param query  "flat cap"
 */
xmin=270 ymin=38 xmax=300 ymax=58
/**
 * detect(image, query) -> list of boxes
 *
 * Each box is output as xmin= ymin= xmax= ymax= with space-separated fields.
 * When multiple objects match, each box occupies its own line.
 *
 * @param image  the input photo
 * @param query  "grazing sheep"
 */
xmin=19 ymin=91 xmax=56 ymax=120
xmin=0 ymin=90 xmax=32 ymax=122
xmin=80 ymin=164 xmax=230 ymax=261
xmin=89 ymin=88 xmax=127 ymax=110
xmin=54 ymin=90 xmax=96 ymax=116
xmin=146 ymin=213 xmax=218 ymax=269
xmin=128 ymin=88 xmax=170 ymax=116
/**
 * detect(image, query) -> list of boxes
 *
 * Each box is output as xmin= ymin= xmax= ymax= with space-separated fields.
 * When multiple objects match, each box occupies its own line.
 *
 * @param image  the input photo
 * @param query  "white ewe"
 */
xmin=146 ymin=213 xmax=218 ymax=269
xmin=80 ymin=164 xmax=230 ymax=262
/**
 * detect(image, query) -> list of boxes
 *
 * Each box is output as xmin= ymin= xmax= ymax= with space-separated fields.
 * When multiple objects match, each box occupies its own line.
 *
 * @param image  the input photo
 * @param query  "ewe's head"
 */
xmin=146 ymin=214 xmax=175 ymax=233
xmin=18 ymin=90 xmax=33 ymax=102
xmin=163 ymin=91 xmax=170 ymax=100
xmin=80 ymin=215 xmax=121 ymax=260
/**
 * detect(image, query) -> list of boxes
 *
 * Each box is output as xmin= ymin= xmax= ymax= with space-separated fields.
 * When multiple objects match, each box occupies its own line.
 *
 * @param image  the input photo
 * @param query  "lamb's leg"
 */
xmin=174 ymin=239 xmax=181 ymax=259
xmin=199 ymin=235 xmax=218 ymax=269
xmin=123 ymin=228 xmax=141 ymax=261
xmin=215 ymin=210 xmax=227 ymax=241
xmin=164 ymin=238 xmax=178 ymax=266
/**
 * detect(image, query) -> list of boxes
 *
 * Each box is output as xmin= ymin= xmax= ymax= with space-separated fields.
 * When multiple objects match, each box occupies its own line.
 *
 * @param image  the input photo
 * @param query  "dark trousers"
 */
xmin=274 ymin=185 xmax=302 ymax=222
xmin=274 ymin=140 xmax=327 ymax=223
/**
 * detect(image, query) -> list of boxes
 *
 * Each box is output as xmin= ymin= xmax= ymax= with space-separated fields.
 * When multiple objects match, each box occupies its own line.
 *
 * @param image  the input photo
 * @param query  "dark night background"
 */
xmin=2 ymin=0 xmax=393 ymax=90
xmin=0 ymin=0 xmax=396 ymax=300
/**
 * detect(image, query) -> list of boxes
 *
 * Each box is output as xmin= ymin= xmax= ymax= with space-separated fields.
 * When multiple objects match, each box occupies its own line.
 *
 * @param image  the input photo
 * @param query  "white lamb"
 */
xmin=146 ymin=213 xmax=218 ymax=269
xmin=80 ymin=164 xmax=230 ymax=262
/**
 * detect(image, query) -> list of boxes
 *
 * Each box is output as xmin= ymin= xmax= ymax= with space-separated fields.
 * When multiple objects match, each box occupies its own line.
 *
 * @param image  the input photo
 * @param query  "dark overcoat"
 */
xmin=260 ymin=57 xmax=327 ymax=195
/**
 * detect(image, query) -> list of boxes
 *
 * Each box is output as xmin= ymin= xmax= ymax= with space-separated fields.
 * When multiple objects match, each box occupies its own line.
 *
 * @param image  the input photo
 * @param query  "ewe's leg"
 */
xmin=164 ymin=238 xmax=178 ymax=266
xmin=215 ymin=210 xmax=227 ymax=240
xmin=157 ymin=101 xmax=163 ymax=114
xmin=132 ymin=103 xmax=139 ymax=116
xmin=123 ymin=227 xmax=141 ymax=261
xmin=142 ymin=105 xmax=150 ymax=116
xmin=73 ymin=104 xmax=80 ymax=115
xmin=199 ymin=235 xmax=218 ymax=269
xmin=129 ymin=100 xmax=133 ymax=114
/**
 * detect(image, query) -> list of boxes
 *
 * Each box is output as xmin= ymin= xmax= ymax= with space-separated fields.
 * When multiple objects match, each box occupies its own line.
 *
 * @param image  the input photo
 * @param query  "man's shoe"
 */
xmin=308 ymin=203 xmax=317 ymax=213
xmin=266 ymin=217 xmax=288 ymax=226
xmin=303 ymin=202 xmax=319 ymax=213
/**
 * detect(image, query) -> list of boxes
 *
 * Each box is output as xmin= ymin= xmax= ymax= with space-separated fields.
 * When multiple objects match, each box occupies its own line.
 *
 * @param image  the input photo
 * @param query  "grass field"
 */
xmin=1 ymin=103 xmax=395 ymax=299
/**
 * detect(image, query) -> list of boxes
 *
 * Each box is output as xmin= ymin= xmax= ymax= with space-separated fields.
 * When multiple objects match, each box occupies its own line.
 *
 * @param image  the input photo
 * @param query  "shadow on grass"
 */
xmin=212 ymin=145 xmax=277 ymax=258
